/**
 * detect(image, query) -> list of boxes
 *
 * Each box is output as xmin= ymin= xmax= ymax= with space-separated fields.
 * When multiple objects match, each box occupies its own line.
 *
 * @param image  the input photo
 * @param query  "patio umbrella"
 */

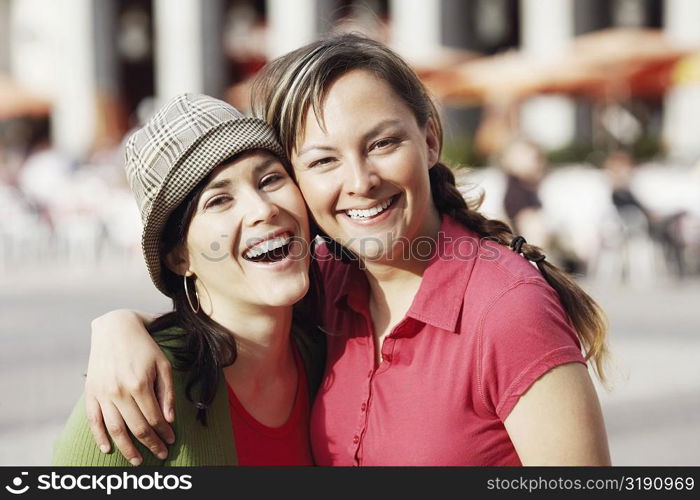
xmin=558 ymin=28 xmax=689 ymax=100
xmin=0 ymin=76 xmax=51 ymax=120
xmin=420 ymin=28 xmax=694 ymax=105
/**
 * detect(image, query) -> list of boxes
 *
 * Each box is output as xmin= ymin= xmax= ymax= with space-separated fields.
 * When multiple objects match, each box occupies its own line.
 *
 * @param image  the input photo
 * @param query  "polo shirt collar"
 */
xmin=405 ymin=215 xmax=477 ymax=332
xmin=333 ymin=259 xmax=369 ymax=316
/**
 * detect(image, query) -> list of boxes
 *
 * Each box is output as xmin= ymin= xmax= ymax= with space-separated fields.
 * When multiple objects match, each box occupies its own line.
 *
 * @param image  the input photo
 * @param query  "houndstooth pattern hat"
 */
xmin=124 ymin=93 xmax=285 ymax=296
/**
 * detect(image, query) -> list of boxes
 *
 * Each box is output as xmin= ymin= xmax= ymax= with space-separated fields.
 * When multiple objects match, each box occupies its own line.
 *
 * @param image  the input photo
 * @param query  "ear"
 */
xmin=424 ymin=116 xmax=440 ymax=169
xmin=164 ymin=245 xmax=192 ymax=277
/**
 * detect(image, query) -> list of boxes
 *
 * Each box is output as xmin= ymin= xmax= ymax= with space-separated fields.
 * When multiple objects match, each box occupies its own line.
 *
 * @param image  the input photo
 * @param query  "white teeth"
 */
xmin=346 ymin=197 xmax=393 ymax=219
xmin=244 ymin=235 xmax=290 ymax=259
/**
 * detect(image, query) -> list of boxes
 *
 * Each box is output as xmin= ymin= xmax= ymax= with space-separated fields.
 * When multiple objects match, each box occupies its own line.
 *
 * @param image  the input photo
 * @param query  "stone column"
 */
xmin=201 ymin=0 xmax=225 ymax=98
xmin=266 ymin=0 xmax=317 ymax=59
xmin=389 ymin=0 xmax=441 ymax=63
xmin=663 ymin=0 xmax=700 ymax=162
xmin=0 ymin=0 xmax=10 ymax=73
xmin=519 ymin=0 xmax=576 ymax=150
xmin=154 ymin=0 xmax=204 ymax=102
xmin=10 ymin=0 xmax=96 ymax=158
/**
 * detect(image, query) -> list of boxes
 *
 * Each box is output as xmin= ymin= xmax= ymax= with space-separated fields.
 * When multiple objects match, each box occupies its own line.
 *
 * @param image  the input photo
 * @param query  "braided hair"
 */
xmin=430 ymin=162 xmax=608 ymax=379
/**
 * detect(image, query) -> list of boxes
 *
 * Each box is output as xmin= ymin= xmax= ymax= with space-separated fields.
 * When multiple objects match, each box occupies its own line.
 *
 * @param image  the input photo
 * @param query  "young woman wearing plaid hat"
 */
xmin=53 ymin=94 xmax=325 ymax=465
xmin=82 ymin=34 xmax=611 ymax=466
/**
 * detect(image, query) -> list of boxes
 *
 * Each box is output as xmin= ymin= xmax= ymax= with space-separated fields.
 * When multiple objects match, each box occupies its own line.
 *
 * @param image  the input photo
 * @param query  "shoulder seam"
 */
xmin=474 ymin=278 xmax=553 ymax=416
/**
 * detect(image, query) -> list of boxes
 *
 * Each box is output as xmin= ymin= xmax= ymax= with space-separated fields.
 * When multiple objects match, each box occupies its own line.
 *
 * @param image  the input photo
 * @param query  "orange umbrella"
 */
xmin=0 ymin=76 xmax=51 ymax=119
xmin=568 ymin=28 xmax=685 ymax=72
xmin=559 ymin=28 xmax=689 ymax=99
xmin=420 ymin=50 xmax=546 ymax=105
xmin=420 ymin=28 xmax=694 ymax=105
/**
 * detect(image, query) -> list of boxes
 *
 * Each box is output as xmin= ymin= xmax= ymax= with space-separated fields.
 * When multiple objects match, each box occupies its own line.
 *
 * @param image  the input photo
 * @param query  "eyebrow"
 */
xmin=296 ymin=119 xmax=403 ymax=157
xmin=202 ymin=156 xmax=280 ymax=194
xmin=203 ymin=178 xmax=231 ymax=193
xmin=295 ymin=144 xmax=334 ymax=158
xmin=251 ymin=156 xmax=279 ymax=176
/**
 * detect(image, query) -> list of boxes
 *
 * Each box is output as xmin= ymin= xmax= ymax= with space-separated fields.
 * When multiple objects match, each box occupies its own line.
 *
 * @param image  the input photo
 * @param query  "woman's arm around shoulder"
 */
xmin=85 ymin=309 xmax=176 ymax=465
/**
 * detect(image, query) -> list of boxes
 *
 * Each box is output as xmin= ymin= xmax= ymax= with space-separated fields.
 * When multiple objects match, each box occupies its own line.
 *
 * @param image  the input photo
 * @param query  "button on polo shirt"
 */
xmin=310 ymin=215 xmax=586 ymax=466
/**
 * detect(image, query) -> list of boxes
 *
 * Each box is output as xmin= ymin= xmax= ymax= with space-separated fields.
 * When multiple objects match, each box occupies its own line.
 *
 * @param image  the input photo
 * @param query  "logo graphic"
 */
xmin=201 ymin=234 xmax=230 ymax=262
xmin=5 ymin=472 xmax=29 ymax=495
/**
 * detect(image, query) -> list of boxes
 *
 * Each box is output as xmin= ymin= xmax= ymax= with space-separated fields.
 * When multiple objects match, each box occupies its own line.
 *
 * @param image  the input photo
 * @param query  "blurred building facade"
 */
xmin=1 ymin=0 xmax=700 ymax=160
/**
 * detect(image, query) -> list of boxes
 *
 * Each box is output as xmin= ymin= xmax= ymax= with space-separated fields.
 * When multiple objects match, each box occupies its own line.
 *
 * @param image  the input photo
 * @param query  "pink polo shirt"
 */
xmin=311 ymin=215 xmax=586 ymax=466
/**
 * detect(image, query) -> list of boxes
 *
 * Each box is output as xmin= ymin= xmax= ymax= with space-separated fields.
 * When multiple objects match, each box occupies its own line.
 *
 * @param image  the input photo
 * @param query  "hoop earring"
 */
xmin=183 ymin=274 xmax=200 ymax=314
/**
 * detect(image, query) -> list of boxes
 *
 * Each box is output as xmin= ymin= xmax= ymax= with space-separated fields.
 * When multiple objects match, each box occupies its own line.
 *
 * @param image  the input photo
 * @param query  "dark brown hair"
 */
xmin=149 ymin=152 xmax=321 ymax=424
xmin=251 ymin=33 xmax=608 ymax=380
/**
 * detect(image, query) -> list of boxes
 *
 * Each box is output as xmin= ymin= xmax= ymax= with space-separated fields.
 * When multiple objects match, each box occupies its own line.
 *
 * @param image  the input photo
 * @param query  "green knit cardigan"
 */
xmin=52 ymin=326 xmax=326 ymax=466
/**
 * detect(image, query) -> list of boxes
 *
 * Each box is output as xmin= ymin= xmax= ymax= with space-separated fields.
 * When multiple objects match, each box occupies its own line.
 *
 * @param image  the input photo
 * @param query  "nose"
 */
xmin=345 ymin=157 xmax=380 ymax=197
xmin=243 ymin=191 xmax=280 ymax=226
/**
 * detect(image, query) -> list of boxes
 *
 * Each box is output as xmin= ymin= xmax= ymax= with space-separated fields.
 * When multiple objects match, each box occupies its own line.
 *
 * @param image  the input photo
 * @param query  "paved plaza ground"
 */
xmin=1 ymin=259 xmax=698 ymax=465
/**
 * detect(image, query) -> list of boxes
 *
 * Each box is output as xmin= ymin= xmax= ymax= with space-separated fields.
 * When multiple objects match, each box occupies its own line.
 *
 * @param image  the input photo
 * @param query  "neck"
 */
xmin=198 ymin=286 xmax=295 ymax=384
xmin=362 ymin=207 xmax=442 ymax=318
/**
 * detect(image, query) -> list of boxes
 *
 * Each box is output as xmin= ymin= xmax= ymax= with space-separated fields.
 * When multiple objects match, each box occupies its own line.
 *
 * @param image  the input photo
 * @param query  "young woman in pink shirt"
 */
xmin=84 ymin=34 xmax=611 ymax=466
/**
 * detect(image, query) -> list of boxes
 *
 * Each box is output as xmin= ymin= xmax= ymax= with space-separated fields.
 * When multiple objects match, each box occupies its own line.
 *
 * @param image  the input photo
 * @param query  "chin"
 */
xmin=349 ymin=229 xmax=408 ymax=260
xmin=261 ymin=277 xmax=310 ymax=307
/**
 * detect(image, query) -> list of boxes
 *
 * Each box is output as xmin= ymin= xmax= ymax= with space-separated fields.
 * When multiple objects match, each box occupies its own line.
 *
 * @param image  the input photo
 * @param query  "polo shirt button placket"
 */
xmin=380 ymin=338 xmax=395 ymax=366
xmin=352 ymin=432 xmax=363 ymax=466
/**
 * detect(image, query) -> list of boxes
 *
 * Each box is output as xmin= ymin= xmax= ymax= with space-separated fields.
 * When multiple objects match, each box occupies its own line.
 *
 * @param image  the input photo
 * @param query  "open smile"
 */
xmin=341 ymin=194 xmax=400 ymax=224
xmin=241 ymin=231 xmax=296 ymax=265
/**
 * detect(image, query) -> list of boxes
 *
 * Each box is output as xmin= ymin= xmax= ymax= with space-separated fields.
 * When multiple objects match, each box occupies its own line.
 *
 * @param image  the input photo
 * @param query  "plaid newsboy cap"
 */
xmin=124 ymin=93 xmax=285 ymax=296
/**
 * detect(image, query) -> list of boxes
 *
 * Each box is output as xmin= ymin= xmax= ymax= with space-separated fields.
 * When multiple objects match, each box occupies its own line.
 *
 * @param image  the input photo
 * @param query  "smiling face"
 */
xmin=290 ymin=69 xmax=441 ymax=264
xmin=167 ymin=151 xmax=310 ymax=313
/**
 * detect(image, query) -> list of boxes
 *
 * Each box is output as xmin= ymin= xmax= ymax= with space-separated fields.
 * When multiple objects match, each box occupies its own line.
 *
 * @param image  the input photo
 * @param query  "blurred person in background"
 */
xmin=605 ymin=150 xmax=652 ymax=228
xmin=52 ymin=93 xmax=324 ymax=466
xmin=82 ymin=34 xmax=610 ymax=466
xmin=17 ymin=131 xmax=74 ymax=231
xmin=604 ymin=150 xmax=687 ymax=279
xmin=500 ymin=137 xmax=551 ymax=253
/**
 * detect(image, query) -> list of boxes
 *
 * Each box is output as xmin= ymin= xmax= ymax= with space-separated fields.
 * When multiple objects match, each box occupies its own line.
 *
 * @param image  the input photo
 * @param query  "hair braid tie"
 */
xmin=510 ymin=235 xmax=527 ymax=254
xmin=509 ymin=235 xmax=546 ymax=264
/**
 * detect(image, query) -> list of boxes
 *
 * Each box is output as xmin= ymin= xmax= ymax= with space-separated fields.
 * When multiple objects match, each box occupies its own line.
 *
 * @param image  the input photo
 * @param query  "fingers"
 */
xmin=156 ymin=361 xmax=176 ymax=424
xmin=85 ymin=309 xmax=175 ymax=463
xmin=85 ymin=395 xmax=111 ymax=454
xmin=132 ymin=370 xmax=175 ymax=446
xmin=101 ymin=402 xmax=143 ymax=466
xmin=114 ymin=393 xmax=169 ymax=461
